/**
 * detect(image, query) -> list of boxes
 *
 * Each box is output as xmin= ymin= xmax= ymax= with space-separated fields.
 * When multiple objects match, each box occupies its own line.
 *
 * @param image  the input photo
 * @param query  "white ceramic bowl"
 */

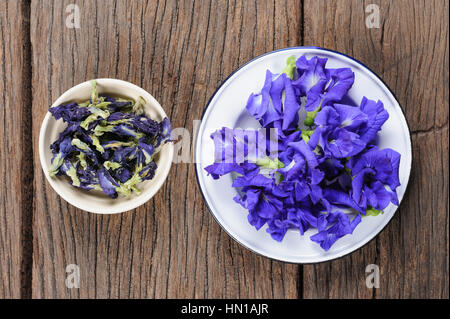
xmin=195 ymin=47 xmax=412 ymax=263
xmin=39 ymin=79 xmax=174 ymax=214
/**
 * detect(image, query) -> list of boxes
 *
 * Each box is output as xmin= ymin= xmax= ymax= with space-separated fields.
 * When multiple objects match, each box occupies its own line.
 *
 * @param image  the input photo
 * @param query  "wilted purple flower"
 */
xmin=155 ymin=118 xmax=172 ymax=148
xmin=107 ymin=112 xmax=133 ymax=122
xmin=132 ymin=115 xmax=160 ymax=136
xmin=49 ymin=136 xmax=73 ymax=176
xmin=107 ymin=100 xmax=133 ymax=112
xmin=48 ymin=80 xmax=172 ymax=198
xmin=49 ymin=102 xmax=91 ymax=123
xmin=112 ymin=146 xmax=136 ymax=164
xmin=138 ymin=138 xmax=155 ymax=164
xmin=112 ymin=124 xmax=145 ymax=138
xmin=50 ymin=122 xmax=79 ymax=154
xmin=58 ymin=159 xmax=80 ymax=187
xmin=97 ymin=167 xmax=120 ymax=198
xmin=113 ymin=167 xmax=132 ymax=183
xmin=76 ymin=163 xmax=99 ymax=190
xmin=139 ymin=161 xmax=157 ymax=181
xmin=71 ymin=138 xmax=101 ymax=167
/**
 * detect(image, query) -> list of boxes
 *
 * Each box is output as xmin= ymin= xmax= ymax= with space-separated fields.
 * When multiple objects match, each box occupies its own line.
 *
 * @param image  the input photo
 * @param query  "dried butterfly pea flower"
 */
xmin=48 ymin=80 xmax=172 ymax=198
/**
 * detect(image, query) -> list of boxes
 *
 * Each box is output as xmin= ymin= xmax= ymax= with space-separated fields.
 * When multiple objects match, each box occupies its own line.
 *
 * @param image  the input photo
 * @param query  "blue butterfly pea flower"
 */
xmin=310 ymin=211 xmax=361 ymax=251
xmin=49 ymin=102 xmax=91 ymax=123
xmin=97 ymin=167 xmax=120 ymax=198
xmin=204 ymin=55 xmax=401 ymax=251
xmin=350 ymin=147 xmax=401 ymax=211
xmin=358 ymin=97 xmax=389 ymax=144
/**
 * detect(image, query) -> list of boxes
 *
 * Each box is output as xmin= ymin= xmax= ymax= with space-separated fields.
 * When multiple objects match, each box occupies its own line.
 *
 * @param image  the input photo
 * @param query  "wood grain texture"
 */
xmin=30 ymin=0 xmax=301 ymax=298
xmin=0 ymin=0 xmax=32 ymax=299
xmin=1 ymin=0 xmax=446 ymax=299
xmin=303 ymin=0 xmax=449 ymax=298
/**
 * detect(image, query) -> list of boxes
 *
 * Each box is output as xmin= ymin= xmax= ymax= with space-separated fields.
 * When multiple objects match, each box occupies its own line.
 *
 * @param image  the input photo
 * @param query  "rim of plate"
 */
xmin=39 ymin=78 xmax=174 ymax=214
xmin=194 ymin=46 xmax=412 ymax=264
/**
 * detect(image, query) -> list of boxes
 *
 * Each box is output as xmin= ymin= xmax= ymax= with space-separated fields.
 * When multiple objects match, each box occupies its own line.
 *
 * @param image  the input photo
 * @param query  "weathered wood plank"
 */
xmin=0 ymin=0 xmax=32 ymax=299
xmin=31 ymin=0 xmax=301 ymax=298
xmin=377 ymin=129 xmax=448 ymax=298
xmin=303 ymin=0 xmax=448 ymax=298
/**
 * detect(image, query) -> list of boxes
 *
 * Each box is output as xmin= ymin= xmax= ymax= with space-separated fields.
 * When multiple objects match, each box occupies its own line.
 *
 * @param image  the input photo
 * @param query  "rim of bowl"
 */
xmin=194 ymin=46 xmax=413 ymax=264
xmin=39 ymin=78 xmax=174 ymax=214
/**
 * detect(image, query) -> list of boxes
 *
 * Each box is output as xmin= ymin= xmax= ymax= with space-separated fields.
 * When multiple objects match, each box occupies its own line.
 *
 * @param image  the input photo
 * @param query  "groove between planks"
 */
xmin=0 ymin=0 xmax=34 ymax=299
xmin=19 ymin=0 xmax=33 ymax=300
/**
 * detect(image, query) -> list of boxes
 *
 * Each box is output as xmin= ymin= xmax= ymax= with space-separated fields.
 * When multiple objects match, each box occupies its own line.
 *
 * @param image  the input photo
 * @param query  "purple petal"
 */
xmin=289 ymin=140 xmax=319 ymax=168
xmin=204 ymin=163 xmax=244 ymax=180
xmin=334 ymin=103 xmax=368 ymax=131
xmin=359 ymin=97 xmax=389 ymax=143
xmin=281 ymin=76 xmax=300 ymax=131
xmin=321 ymin=68 xmax=355 ymax=106
xmin=97 ymin=167 xmax=119 ymax=198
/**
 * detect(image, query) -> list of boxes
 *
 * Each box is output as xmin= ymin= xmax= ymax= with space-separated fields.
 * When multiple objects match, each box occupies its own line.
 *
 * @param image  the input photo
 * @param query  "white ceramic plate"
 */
xmin=39 ymin=79 xmax=174 ymax=214
xmin=195 ymin=47 xmax=412 ymax=263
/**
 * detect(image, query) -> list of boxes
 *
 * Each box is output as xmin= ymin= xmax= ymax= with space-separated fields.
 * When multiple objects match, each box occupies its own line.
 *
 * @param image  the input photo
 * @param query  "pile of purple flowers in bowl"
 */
xmin=205 ymin=55 xmax=401 ymax=251
xmin=48 ymin=80 xmax=171 ymax=199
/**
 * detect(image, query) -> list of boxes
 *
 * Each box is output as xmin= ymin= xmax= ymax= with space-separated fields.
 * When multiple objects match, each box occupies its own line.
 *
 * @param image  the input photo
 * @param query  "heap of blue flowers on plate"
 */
xmin=205 ymin=55 xmax=401 ymax=251
xmin=48 ymin=80 xmax=171 ymax=198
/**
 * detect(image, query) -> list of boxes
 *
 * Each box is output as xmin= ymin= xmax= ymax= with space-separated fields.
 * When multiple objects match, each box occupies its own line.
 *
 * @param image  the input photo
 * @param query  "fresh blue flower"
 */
xmin=310 ymin=211 xmax=361 ymax=251
xmin=350 ymin=147 xmax=401 ymax=211
xmin=205 ymin=55 xmax=401 ymax=251
xmin=309 ymin=106 xmax=367 ymax=158
xmin=358 ymin=97 xmax=389 ymax=143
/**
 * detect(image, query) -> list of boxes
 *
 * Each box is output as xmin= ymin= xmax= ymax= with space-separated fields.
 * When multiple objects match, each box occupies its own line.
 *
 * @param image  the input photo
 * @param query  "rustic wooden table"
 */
xmin=0 ymin=0 xmax=448 ymax=299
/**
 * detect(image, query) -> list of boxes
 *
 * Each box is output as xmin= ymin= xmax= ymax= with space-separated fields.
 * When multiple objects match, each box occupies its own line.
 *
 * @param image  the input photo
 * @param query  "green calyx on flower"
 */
xmin=90 ymin=135 xmax=105 ymax=153
xmin=71 ymin=138 xmax=92 ymax=152
xmin=304 ymin=106 xmax=320 ymax=126
xmin=103 ymin=161 xmax=122 ymax=170
xmin=132 ymin=96 xmax=146 ymax=115
xmin=301 ymin=129 xmax=314 ymax=143
xmin=116 ymin=171 xmax=142 ymax=197
xmin=256 ymin=157 xmax=285 ymax=169
xmin=77 ymin=153 xmax=87 ymax=170
xmin=65 ymin=164 xmax=81 ymax=187
xmin=282 ymin=56 xmax=297 ymax=79
xmin=90 ymin=80 xmax=99 ymax=105
xmin=365 ymin=206 xmax=383 ymax=217
xmin=48 ymin=153 xmax=64 ymax=176
xmin=80 ymin=108 xmax=110 ymax=130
